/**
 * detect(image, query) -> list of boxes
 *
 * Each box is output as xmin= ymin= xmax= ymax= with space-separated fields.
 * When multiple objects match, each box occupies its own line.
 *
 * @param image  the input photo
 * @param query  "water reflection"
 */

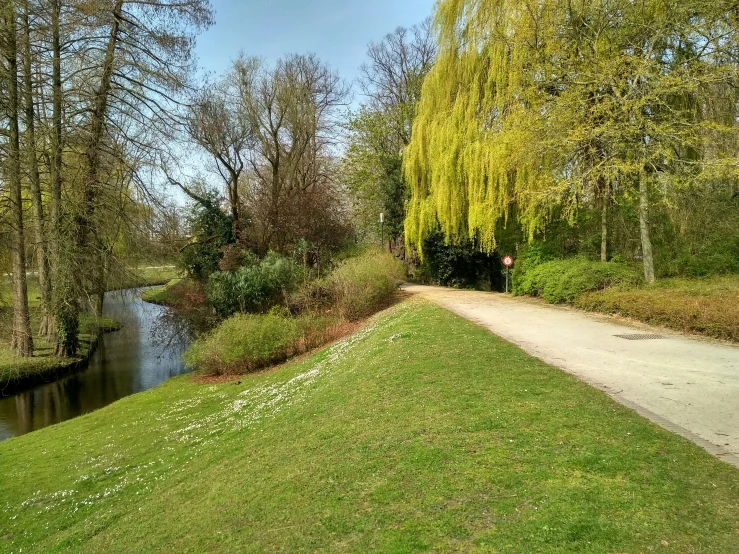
xmin=0 ymin=288 xmax=190 ymax=441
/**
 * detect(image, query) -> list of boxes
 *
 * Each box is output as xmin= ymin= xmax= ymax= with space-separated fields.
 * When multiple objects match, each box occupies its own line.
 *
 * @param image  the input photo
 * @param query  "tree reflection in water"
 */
xmin=0 ymin=288 xmax=193 ymax=441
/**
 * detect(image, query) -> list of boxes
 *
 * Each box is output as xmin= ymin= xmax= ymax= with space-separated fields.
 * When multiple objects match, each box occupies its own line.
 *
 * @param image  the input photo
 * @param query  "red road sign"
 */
xmin=502 ymin=256 xmax=514 ymax=267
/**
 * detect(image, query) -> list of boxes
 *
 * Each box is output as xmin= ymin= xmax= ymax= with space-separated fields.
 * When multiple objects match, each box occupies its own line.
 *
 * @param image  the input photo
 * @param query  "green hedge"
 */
xmin=513 ymin=257 xmax=642 ymax=304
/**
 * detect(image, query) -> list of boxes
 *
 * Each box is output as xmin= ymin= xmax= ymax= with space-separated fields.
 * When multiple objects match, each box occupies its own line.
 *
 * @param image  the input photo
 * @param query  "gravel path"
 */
xmin=404 ymin=284 xmax=739 ymax=468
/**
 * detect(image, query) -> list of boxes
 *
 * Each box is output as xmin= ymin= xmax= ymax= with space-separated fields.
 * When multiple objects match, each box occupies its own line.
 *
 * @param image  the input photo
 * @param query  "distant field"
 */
xmin=1 ymin=300 xmax=738 ymax=553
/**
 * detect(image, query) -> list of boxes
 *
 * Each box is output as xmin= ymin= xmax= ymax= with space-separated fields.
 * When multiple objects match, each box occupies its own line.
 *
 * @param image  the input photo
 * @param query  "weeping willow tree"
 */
xmin=405 ymin=0 xmax=739 ymax=282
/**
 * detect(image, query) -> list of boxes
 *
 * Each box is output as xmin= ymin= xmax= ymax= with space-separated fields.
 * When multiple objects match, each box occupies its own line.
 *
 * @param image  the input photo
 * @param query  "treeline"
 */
xmin=399 ymin=0 xmax=739 ymax=283
xmin=0 ymin=0 xmax=212 ymax=357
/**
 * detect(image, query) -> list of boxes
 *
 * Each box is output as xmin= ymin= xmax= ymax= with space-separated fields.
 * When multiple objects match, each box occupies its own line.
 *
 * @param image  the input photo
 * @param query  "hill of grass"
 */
xmin=1 ymin=300 xmax=738 ymax=553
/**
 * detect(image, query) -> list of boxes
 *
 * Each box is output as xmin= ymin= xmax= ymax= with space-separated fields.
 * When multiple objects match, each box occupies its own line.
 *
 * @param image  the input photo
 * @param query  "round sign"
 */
xmin=502 ymin=256 xmax=514 ymax=267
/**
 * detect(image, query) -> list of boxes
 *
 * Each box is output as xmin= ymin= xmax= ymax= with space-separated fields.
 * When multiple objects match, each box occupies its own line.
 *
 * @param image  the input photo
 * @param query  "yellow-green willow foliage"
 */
xmin=404 ymin=0 xmax=581 ymax=254
xmin=405 ymin=0 xmax=739 ymax=259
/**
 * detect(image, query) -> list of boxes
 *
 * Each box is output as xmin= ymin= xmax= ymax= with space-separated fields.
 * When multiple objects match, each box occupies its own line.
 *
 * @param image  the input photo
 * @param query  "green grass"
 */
xmin=576 ymin=274 xmax=739 ymax=342
xmin=110 ymin=265 xmax=182 ymax=290
xmin=139 ymin=279 xmax=185 ymax=306
xmin=1 ymin=300 xmax=738 ymax=552
xmin=0 ymin=316 xmax=121 ymax=387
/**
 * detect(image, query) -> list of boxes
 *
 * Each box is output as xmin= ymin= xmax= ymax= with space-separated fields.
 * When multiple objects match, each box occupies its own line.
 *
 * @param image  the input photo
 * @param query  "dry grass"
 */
xmin=575 ymin=275 xmax=739 ymax=342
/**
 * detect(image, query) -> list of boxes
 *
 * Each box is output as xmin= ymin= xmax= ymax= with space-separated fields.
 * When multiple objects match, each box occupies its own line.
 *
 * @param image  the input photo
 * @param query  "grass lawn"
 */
xmin=0 ymin=265 xmax=181 ymax=388
xmin=576 ymin=274 xmax=739 ymax=342
xmin=109 ymin=265 xmax=182 ymax=290
xmin=1 ymin=300 xmax=738 ymax=552
xmin=139 ymin=278 xmax=186 ymax=306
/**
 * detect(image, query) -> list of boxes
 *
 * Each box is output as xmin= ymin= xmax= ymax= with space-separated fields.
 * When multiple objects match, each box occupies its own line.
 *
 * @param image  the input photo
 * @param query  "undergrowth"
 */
xmin=184 ymin=249 xmax=405 ymax=375
xmin=576 ymin=275 xmax=739 ymax=341
xmin=184 ymin=311 xmax=344 ymax=375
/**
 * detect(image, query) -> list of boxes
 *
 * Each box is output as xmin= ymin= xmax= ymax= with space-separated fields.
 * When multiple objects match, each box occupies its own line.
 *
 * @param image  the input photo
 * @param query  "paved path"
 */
xmin=404 ymin=284 xmax=739 ymax=468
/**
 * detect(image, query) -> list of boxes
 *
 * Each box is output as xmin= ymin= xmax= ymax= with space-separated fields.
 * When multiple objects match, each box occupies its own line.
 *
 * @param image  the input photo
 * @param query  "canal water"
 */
xmin=0 ymin=289 xmax=190 ymax=441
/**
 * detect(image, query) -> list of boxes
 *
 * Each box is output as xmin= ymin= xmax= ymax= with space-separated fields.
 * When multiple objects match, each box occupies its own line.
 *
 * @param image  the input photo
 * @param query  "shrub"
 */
xmin=180 ymin=194 xmax=235 ymax=281
xmin=328 ymin=249 xmax=404 ymax=320
xmin=514 ymin=257 xmax=642 ymax=304
xmin=207 ymin=253 xmax=303 ymax=317
xmin=218 ymin=246 xmax=258 ymax=272
xmin=142 ymin=280 xmax=206 ymax=310
xmin=420 ymin=231 xmax=504 ymax=290
xmin=575 ymin=275 xmax=739 ymax=342
xmin=288 ymin=278 xmax=336 ymax=314
xmin=510 ymin=242 xmax=559 ymax=293
xmin=183 ymin=311 xmax=342 ymax=375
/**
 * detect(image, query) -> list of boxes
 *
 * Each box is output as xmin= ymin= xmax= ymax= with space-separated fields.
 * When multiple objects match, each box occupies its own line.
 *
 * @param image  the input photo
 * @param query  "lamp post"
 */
xmin=380 ymin=212 xmax=385 ymax=251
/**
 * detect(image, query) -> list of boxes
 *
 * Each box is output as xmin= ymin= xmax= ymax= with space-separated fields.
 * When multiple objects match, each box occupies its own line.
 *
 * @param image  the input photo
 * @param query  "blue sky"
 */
xmin=195 ymin=0 xmax=437 ymax=89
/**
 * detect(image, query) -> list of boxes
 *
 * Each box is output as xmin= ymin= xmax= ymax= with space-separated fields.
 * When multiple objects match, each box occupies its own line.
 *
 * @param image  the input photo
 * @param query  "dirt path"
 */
xmin=404 ymin=284 xmax=739 ymax=468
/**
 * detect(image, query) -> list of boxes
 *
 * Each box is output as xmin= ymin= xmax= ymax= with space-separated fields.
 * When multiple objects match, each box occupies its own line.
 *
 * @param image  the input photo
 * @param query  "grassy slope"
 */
xmin=0 ymin=266 xmax=180 ymax=383
xmin=576 ymin=274 xmax=739 ymax=342
xmin=139 ymin=279 xmax=184 ymax=306
xmin=1 ymin=300 xmax=739 ymax=553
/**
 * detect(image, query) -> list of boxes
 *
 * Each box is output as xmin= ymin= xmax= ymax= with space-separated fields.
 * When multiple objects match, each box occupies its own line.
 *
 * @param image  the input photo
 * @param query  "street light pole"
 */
xmin=380 ymin=212 xmax=385 ymax=251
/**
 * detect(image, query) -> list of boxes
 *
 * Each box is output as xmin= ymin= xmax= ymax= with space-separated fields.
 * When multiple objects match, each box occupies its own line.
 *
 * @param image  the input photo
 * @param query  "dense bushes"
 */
xmin=419 ymin=231 xmax=504 ymax=290
xmin=184 ymin=311 xmax=341 ymax=375
xmin=513 ymin=257 xmax=642 ymax=304
xmin=185 ymin=249 xmax=404 ymax=375
xmin=180 ymin=195 xmax=235 ymax=281
xmin=290 ymin=249 xmax=404 ymax=319
xmin=207 ymin=253 xmax=303 ymax=318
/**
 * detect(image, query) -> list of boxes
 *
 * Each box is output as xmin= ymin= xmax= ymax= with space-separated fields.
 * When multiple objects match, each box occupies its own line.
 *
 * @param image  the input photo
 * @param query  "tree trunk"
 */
xmin=81 ymin=1 xmax=123 ymax=318
xmin=4 ymin=1 xmax=34 ymax=357
xmin=639 ymin=171 xmax=656 ymax=284
xmin=83 ymin=0 xmax=123 ymax=216
xmin=600 ymin=178 xmax=608 ymax=263
xmin=47 ymin=0 xmax=62 ymax=343
xmin=21 ymin=0 xmax=52 ymax=337
xmin=58 ymin=0 xmax=122 ymax=355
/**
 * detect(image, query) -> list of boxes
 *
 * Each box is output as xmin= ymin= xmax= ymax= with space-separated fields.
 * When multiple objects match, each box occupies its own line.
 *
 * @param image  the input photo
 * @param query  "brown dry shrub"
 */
xmin=184 ymin=312 xmax=352 ymax=376
xmin=575 ymin=288 xmax=739 ymax=342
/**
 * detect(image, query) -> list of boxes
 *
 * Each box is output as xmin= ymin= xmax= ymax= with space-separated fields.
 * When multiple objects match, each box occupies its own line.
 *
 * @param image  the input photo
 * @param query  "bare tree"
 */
xmin=344 ymin=19 xmax=436 ymax=247
xmin=236 ymin=54 xmax=350 ymax=252
xmin=358 ymin=18 xmax=436 ymax=147
xmin=20 ymin=0 xmax=52 ymax=336
xmin=186 ymin=75 xmax=252 ymax=235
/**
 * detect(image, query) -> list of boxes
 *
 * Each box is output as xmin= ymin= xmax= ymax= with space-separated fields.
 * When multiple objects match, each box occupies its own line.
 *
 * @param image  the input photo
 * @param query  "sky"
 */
xmin=194 ymin=0 xmax=437 ymax=92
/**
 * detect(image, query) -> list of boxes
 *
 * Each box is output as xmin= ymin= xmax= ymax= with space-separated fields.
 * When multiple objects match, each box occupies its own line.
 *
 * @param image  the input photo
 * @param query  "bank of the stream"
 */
xmin=1 ymin=299 xmax=738 ymax=552
xmin=0 ymin=287 xmax=191 ymax=440
xmin=0 ymin=267 xmax=181 ymax=393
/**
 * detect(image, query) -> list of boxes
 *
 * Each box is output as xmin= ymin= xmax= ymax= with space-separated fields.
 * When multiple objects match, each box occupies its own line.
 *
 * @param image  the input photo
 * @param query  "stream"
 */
xmin=0 ymin=288 xmax=190 ymax=442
